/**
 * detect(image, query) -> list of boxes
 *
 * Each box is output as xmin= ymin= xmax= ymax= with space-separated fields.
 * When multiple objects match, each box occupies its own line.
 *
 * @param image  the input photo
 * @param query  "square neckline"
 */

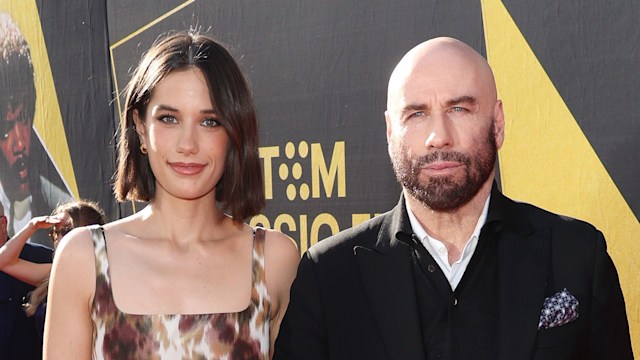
xmin=92 ymin=225 xmax=265 ymax=318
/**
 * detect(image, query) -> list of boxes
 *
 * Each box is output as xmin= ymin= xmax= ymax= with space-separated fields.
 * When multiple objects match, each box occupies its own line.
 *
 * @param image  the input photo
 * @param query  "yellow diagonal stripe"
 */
xmin=0 ymin=0 xmax=79 ymax=199
xmin=481 ymin=0 xmax=639 ymax=355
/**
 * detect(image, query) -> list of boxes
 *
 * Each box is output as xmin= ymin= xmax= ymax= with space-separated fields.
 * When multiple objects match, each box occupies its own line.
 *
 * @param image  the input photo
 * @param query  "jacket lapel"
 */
xmin=354 ymin=197 xmax=425 ymax=360
xmin=492 ymin=191 xmax=550 ymax=360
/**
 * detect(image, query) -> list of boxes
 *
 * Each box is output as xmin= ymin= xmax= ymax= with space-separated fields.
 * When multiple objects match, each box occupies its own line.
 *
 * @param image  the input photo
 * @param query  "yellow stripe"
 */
xmin=110 ymin=0 xmax=195 ymax=49
xmin=481 ymin=0 xmax=640 ymax=355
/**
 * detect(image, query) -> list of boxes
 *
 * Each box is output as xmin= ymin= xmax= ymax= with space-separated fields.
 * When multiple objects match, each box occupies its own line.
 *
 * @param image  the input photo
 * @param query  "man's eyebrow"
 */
xmin=445 ymin=96 xmax=477 ymax=107
xmin=400 ymin=103 xmax=428 ymax=115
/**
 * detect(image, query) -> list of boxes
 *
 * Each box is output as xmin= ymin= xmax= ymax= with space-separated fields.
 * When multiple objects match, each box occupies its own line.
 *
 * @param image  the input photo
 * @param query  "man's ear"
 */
xmin=133 ymin=109 xmax=146 ymax=137
xmin=385 ymin=110 xmax=392 ymax=144
xmin=493 ymin=100 xmax=505 ymax=150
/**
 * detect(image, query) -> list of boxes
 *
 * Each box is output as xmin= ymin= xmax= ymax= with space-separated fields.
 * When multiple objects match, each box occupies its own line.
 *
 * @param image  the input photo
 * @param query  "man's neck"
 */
xmin=405 ymin=180 xmax=493 ymax=251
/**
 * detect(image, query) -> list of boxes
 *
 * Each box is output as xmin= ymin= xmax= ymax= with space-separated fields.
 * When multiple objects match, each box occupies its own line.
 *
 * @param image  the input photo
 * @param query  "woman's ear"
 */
xmin=133 ymin=109 xmax=146 ymax=137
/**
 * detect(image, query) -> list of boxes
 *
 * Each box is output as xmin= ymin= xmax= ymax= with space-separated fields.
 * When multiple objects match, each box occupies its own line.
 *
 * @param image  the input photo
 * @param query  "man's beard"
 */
xmin=0 ymin=152 xmax=30 ymax=201
xmin=390 ymin=123 xmax=497 ymax=212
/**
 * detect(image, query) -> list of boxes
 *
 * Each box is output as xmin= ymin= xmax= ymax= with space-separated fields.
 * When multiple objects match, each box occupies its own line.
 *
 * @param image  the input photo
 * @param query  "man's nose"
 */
xmin=10 ymin=124 xmax=27 ymax=154
xmin=424 ymin=113 xmax=453 ymax=149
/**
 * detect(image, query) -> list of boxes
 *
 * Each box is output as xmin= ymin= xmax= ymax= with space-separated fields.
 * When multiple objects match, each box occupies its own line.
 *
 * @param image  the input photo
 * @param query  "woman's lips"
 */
xmin=170 ymin=162 xmax=205 ymax=175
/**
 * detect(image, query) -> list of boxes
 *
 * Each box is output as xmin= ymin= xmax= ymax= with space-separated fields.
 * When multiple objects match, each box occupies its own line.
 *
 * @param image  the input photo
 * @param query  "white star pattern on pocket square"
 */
xmin=538 ymin=288 xmax=579 ymax=330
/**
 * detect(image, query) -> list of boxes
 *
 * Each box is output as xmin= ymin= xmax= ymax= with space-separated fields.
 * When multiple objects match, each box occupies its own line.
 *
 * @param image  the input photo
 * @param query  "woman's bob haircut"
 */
xmin=113 ymin=31 xmax=265 ymax=221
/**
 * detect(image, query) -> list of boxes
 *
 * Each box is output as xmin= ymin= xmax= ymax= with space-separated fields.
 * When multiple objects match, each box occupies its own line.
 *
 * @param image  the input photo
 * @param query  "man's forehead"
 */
xmin=1 ymin=95 xmax=26 ymax=115
xmin=389 ymin=71 xmax=483 ymax=108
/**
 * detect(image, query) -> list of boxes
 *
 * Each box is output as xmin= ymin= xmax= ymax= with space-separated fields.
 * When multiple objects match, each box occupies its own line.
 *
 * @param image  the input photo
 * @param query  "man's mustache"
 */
xmin=9 ymin=154 xmax=29 ymax=181
xmin=413 ymin=151 xmax=470 ymax=168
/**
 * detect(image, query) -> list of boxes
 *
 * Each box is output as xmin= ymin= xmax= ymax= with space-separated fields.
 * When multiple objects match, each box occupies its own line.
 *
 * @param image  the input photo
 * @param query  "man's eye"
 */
xmin=451 ymin=106 xmax=466 ymax=112
xmin=409 ymin=111 xmax=425 ymax=119
xmin=0 ymin=123 xmax=11 ymax=140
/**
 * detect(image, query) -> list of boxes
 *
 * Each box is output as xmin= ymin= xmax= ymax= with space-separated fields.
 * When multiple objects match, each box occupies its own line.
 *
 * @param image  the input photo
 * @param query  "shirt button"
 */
xmin=438 ymin=247 xmax=447 ymax=255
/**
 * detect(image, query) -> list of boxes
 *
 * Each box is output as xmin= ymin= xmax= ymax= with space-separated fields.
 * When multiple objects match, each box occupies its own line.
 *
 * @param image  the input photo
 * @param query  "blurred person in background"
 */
xmin=0 ymin=199 xmax=106 ymax=347
xmin=0 ymin=198 xmax=52 ymax=359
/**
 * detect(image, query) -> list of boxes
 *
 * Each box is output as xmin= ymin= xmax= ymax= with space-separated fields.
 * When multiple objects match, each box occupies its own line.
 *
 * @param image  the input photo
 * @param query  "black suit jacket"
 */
xmin=0 ymin=241 xmax=53 ymax=359
xmin=274 ymin=187 xmax=633 ymax=360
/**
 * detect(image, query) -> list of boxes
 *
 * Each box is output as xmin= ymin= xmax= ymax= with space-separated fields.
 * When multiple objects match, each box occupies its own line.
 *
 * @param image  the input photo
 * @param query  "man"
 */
xmin=0 ymin=13 xmax=71 ymax=247
xmin=0 ymin=199 xmax=52 ymax=359
xmin=274 ymin=38 xmax=633 ymax=359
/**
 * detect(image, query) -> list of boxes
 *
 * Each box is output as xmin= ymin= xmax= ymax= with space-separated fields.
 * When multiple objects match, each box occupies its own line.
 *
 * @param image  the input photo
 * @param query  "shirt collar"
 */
xmin=406 ymin=193 xmax=491 ymax=244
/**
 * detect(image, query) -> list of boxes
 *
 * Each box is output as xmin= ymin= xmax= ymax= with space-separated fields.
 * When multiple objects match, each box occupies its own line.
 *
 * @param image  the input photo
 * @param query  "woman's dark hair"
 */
xmin=54 ymin=199 xmax=107 ymax=228
xmin=113 ymin=31 xmax=264 ymax=221
xmin=24 ymin=199 xmax=107 ymax=316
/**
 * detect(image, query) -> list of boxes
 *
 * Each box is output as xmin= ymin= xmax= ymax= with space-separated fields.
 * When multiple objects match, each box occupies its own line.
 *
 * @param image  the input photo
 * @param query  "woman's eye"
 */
xmin=202 ymin=118 xmax=219 ymax=128
xmin=158 ymin=115 xmax=178 ymax=124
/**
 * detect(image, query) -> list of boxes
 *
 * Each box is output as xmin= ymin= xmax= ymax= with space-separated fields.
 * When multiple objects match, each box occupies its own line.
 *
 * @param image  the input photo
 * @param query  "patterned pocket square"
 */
xmin=538 ymin=288 xmax=579 ymax=330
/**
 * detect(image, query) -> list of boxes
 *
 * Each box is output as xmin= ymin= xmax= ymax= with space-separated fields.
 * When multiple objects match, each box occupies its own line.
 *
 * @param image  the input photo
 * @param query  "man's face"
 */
xmin=386 ymin=48 xmax=504 ymax=212
xmin=0 ymin=101 xmax=32 ymax=200
xmin=389 ymin=119 xmax=498 ymax=212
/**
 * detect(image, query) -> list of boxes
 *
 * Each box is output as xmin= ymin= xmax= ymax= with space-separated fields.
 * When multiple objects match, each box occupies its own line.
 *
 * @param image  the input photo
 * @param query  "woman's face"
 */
xmin=134 ymin=67 xmax=230 ymax=202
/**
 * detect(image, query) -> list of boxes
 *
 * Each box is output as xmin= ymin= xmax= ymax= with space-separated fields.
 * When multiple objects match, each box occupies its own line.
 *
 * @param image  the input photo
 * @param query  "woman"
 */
xmin=0 ymin=200 xmax=107 ymax=338
xmin=44 ymin=32 xmax=300 ymax=359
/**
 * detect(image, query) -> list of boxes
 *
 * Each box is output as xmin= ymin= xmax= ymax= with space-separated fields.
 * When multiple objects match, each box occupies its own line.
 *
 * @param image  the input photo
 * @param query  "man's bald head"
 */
xmin=387 ymin=37 xmax=498 ymax=114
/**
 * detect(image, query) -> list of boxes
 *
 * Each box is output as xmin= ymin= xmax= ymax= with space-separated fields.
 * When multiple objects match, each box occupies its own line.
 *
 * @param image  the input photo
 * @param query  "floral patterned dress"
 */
xmin=89 ymin=226 xmax=271 ymax=360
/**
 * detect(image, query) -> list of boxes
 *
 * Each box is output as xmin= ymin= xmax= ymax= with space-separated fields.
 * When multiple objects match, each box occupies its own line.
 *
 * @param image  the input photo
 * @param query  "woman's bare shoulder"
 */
xmin=262 ymin=228 xmax=300 ymax=299
xmin=49 ymin=227 xmax=98 ymax=301
xmin=263 ymin=228 xmax=299 ymax=262
xmin=55 ymin=227 xmax=96 ymax=260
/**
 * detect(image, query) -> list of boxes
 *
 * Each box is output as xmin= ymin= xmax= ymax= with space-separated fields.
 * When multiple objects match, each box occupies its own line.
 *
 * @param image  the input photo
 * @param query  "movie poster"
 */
xmin=0 ymin=0 xmax=114 ymax=246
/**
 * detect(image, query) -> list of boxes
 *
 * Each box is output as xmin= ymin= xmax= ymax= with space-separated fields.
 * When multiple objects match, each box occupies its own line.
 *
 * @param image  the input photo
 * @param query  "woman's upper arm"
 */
xmin=43 ymin=228 xmax=96 ymax=360
xmin=263 ymin=230 xmax=300 ymax=353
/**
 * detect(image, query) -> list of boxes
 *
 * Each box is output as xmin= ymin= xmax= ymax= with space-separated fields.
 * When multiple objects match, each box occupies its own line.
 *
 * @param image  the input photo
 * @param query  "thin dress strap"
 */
xmin=252 ymin=227 xmax=268 ymax=289
xmin=89 ymin=225 xmax=111 ymax=293
xmin=250 ymin=226 xmax=271 ymax=354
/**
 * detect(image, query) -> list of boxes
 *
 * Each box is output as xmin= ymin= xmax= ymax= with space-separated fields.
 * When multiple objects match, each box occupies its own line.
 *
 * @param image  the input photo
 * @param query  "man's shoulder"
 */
xmin=501 ymin=193 xmax=601 ymax=238
xmin=307 ymin=209 xmax=394 ymax=259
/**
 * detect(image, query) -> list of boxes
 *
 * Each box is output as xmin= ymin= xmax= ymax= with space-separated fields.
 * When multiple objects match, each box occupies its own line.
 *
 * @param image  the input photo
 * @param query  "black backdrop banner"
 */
xmin=0 ymin=0 xmax=637 ymax=355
